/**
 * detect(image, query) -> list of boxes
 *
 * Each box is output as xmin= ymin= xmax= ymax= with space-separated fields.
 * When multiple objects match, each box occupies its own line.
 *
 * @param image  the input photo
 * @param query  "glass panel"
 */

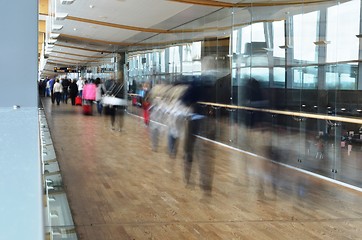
xmin=40 ymin=109 xmax=77 ymax=240
xmin=169 ymin=45 xmax=181 ymax=74
xmin=326 ymin=0 xmax=360 ymax=62
xmin=326 ymin=63 xmax=358 ymax=90
xmin=273 ymin=67 xmax=285 ymax=86
xmin=273 ymin=20 xmax=285 ymax=58
xmin=123 ymin=2 xmax=362 ymax=189
xmin=293 ymin=11 xmax=318 ymax=62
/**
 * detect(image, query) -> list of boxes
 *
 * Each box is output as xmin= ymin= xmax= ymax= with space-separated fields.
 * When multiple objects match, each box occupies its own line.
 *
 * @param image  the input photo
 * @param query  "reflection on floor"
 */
xmin=42 ymin=97 xmax=362 ymax=240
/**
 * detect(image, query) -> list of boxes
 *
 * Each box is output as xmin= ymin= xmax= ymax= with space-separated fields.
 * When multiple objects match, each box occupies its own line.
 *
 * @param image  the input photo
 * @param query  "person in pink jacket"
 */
xmin=82 ymin=81 xmax=97 ymax=101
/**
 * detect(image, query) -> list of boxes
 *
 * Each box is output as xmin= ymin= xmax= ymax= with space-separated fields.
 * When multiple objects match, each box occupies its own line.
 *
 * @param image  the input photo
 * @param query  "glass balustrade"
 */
xmin=39 ymin=109 xmax=78 ymax=240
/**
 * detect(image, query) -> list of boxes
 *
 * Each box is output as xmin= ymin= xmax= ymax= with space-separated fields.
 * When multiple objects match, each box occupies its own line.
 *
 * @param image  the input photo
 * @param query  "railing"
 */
xmin=39 ymin=108 xmax=78 ymax=240
xmin=126 ymin=98 xmax=362 ymax=189
xmin=198 ymin=101 xmax=362 ymax=125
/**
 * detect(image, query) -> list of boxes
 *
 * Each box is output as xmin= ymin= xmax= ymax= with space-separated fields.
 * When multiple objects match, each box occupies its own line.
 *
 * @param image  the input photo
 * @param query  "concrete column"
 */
xmin=0 ymin=0 xmax=44 ymax=239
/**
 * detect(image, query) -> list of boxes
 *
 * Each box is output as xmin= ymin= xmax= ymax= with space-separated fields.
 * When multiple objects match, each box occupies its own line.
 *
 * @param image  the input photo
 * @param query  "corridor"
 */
xmin=42 ymin=97 xmax=362 ymax=240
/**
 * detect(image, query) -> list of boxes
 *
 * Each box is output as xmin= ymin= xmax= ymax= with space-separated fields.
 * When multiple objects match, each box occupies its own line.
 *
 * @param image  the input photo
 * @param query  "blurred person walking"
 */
xmin=61 ymin=78 xmax=71 ymax=104
xmin=68 ymin=79 xmax=78 ymax=106
xmin=53 ymin=79 xmax=63 ymax=105
xmin=48 ymin=76 xmax=55 ymax=104
xmin=95 ymin=78 xmax=106 ymax=115
xmin=76 ymin=77 xmax=85 ymax=97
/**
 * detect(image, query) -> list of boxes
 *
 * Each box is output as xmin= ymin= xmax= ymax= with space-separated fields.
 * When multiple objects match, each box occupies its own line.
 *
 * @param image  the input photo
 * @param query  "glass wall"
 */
xmin=126 ymin=0 xmax=362 ymax=188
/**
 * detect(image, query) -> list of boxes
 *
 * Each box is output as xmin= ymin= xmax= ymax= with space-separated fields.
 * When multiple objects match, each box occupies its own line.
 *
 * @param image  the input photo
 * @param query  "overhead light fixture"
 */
xmin=52 ymin=24 xmax=63 ymax=31
xmin=50 ymin=211 xmax=59 ymax=217
xmin=48 ymin=38 xmax=57 ymax=44
xmin=314 ymin=40 xmax=331 ymax=45
xmin=55 ymin=12 xmax=69 ymax=20
xmin=48 ymin=196 xmax=56 ymax=201
xmin=279 ymin=45 xmax=292 ymax=49
xmin=51 ymin=230 xmax=61 ymax=236
xmin=61 ymin=0 xmax=75 ymax=5
xmin=50 ymin=33 xmax=60 ymax=38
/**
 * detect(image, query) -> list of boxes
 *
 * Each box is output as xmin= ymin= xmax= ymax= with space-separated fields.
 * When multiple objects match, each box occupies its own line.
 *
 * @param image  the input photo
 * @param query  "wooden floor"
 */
xmin=42 ymin=98 xmax=362 ymax=240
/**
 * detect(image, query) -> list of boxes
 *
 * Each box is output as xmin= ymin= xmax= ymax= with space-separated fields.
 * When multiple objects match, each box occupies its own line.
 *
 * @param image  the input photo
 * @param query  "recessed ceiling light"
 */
xmin=73 ymin=28 xmax=77 ymax=31
xmin=89 ymin=5 xmax=94 ymax=8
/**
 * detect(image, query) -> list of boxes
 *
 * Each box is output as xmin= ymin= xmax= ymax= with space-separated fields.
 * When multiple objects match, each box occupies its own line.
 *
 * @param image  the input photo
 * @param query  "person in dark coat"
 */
xmin=61 ymin=78 xmax=71 ymax=104
xmin=68 ymin=79 xmax=78 ymax=105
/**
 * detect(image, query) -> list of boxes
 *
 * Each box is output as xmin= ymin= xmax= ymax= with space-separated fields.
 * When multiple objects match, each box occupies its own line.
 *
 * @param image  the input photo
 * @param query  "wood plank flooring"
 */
xmin=42 ymin=98 xmax=362 ymax=240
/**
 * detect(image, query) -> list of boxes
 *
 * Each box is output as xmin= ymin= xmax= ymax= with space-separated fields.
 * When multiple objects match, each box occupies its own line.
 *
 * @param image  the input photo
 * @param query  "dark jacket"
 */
xmin=69 ymin=82 xmax=78 ymax=97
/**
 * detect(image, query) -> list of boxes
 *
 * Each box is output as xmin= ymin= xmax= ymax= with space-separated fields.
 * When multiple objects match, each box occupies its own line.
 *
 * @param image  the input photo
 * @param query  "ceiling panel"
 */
xmin=38 ymin=0 xmax=342 ymax=78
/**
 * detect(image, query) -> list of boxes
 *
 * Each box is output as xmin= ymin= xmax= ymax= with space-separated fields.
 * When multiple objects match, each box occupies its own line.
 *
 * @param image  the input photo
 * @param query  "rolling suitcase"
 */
xmin=82 ymin=100 xmax=92 ymax=115
xmin=75 ymin=96 xmax=82 ymax=106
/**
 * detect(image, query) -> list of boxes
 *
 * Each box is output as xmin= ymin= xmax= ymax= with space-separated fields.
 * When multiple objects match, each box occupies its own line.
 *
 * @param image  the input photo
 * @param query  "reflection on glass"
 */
xmin=273 ymin=20 xmax=285 ymax=58
xmin=327 ymin=0 xmax=360 ymax=62
xmin=169 ymin=45 xmax=181 ymax=73
xmin=326 ymin=63 xmax=357 ymax=89
xmin=161 ymin=50 xmax=166 ymax=73
xmin=273 ymin=67 xmax=285 ymax=87
xmin=124 ymin=2 xmax=362 ymax=189
xmin=292 ymin=66 xmax=317 ymax=89
xmin=293 ymin=11 xmax=318 ymax=62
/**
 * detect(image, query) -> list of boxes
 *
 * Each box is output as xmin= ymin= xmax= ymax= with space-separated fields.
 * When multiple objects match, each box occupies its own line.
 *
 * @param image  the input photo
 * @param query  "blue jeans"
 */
xmin=96 ymin=101 xmax=103 ymax=114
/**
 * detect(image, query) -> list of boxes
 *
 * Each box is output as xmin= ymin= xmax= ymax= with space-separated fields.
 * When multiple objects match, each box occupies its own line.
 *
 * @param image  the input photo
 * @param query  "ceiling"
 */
xmin=38 ymin=0 xmax=334 ymax=78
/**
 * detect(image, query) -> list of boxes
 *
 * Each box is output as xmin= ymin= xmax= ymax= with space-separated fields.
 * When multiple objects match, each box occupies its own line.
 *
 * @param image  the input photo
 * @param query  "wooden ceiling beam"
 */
xmin=51 ymin=50 xmax=105 ymax=58
xmin=55 ymin=43 xmax=113 ymax=54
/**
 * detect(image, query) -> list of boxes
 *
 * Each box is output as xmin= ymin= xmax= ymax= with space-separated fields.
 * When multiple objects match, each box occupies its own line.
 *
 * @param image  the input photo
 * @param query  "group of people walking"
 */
xmin=38 ymin=76 xmax=85 ymax=105
xmin=147 ymin=82 xmax=215 ymax=194
xmin=39 ymin=76 xmax=127 ymax=131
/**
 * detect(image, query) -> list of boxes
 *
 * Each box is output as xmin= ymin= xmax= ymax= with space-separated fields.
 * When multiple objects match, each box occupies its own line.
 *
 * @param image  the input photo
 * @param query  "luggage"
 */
xmin=75 ymin=96 xmax=82 ymax=105
xmin=82 ymin=100 xmax=92 ymax=115
xmin=143 ymin=101 xmax=150 ymax=125
xmin=132 ymin=96 xmax=137 ymax=106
